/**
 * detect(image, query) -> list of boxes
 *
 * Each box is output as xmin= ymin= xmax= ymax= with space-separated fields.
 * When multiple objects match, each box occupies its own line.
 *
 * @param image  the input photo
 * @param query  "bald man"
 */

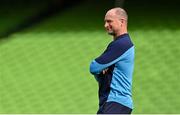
xmin=90 ymin=8 xmax=135 ymax=114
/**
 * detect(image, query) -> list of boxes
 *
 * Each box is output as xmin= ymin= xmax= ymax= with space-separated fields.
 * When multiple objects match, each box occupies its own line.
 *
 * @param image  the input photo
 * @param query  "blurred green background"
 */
xmin=0 ymin=0 xmax=180 ymax=113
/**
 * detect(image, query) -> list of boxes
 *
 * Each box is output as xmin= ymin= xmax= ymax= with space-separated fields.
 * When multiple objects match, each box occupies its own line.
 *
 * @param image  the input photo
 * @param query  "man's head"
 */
xmin=104 ymin=7 xmax=128 ymax=38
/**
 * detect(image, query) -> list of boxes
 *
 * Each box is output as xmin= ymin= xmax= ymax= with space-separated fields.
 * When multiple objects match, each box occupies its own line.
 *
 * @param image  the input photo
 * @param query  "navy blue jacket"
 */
xmin=90 ymin=33 xmax=135 ymax=109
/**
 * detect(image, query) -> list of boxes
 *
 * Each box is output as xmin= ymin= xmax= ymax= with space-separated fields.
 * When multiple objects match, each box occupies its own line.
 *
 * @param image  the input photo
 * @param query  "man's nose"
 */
xmin=104 ymin=22 xmax=108 ymax=28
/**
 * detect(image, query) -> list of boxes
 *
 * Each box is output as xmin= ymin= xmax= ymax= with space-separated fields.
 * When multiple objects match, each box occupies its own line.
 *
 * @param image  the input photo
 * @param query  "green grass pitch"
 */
xmin=0 ymin=0 xmax=180 ymax=113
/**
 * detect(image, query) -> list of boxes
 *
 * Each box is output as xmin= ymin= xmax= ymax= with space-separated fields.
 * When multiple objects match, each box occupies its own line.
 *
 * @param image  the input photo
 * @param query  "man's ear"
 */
xmin=120 ymin=19 xmax=125 ymax=24
xmin=120 ymin=19 xmax=124 ymax=26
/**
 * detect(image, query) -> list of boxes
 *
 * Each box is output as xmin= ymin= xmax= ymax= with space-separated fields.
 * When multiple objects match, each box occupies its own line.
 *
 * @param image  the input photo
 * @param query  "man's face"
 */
xmin=104 ymin=12 xmax=121 ymax=36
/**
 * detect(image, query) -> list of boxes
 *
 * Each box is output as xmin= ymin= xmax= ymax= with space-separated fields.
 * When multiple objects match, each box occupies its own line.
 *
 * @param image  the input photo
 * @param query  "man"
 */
xmin=90 ymin=7 xmax=135 ymax=114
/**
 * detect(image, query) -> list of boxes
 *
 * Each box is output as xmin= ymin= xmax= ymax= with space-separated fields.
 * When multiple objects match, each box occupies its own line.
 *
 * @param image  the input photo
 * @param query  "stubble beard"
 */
xmin=108 ymin=31 xmax=116 ymax=36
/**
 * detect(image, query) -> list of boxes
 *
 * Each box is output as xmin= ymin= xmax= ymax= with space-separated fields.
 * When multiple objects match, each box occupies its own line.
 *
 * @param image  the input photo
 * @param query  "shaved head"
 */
xmin=106 ymin=7 xmax=128 ymax=21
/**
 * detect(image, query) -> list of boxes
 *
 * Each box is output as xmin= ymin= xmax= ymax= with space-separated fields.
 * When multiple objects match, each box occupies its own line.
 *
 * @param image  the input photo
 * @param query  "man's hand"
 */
xmin=102 ymin=68 xmax=109 ymax=75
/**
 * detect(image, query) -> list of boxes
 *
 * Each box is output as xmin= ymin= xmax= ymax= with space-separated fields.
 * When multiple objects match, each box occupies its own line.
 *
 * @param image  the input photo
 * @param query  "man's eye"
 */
xmin=107 ymin=20 xmax=112 ymax=23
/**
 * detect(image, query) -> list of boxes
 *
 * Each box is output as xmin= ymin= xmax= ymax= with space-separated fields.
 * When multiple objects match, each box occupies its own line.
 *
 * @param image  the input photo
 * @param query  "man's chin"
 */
xmin=108 ymin=32 xmax=115 ymax=36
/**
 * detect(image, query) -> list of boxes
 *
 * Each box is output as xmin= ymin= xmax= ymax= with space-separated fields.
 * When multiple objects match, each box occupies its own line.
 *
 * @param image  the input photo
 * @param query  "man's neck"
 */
xmin=113 ymin=31 xmax=127 ymax=40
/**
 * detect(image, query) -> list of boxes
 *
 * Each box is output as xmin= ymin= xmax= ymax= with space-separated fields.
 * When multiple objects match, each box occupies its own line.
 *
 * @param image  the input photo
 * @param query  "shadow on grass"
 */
xmin=0 ymin=0 xmax=83 ymax=39
xmin=0 ymin=0 xmax=180 ymax=40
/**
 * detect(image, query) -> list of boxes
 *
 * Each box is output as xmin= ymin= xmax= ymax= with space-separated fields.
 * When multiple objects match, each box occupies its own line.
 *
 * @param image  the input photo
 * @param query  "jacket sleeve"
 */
xmin=90 ymin=41 xmax=125 ymax=75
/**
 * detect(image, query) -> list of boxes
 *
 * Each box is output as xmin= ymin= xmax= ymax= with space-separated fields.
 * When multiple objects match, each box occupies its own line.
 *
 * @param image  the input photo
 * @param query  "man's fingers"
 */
xmin=102 ymin=68 xmax=109 ymax=74
xmin=103 ymin=70 xmax=105 ymax=74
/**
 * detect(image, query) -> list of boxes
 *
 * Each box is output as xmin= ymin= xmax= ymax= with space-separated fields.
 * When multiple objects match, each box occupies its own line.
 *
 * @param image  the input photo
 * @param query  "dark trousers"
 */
xmin=97 ymin=101 xmax=132 ymax=114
